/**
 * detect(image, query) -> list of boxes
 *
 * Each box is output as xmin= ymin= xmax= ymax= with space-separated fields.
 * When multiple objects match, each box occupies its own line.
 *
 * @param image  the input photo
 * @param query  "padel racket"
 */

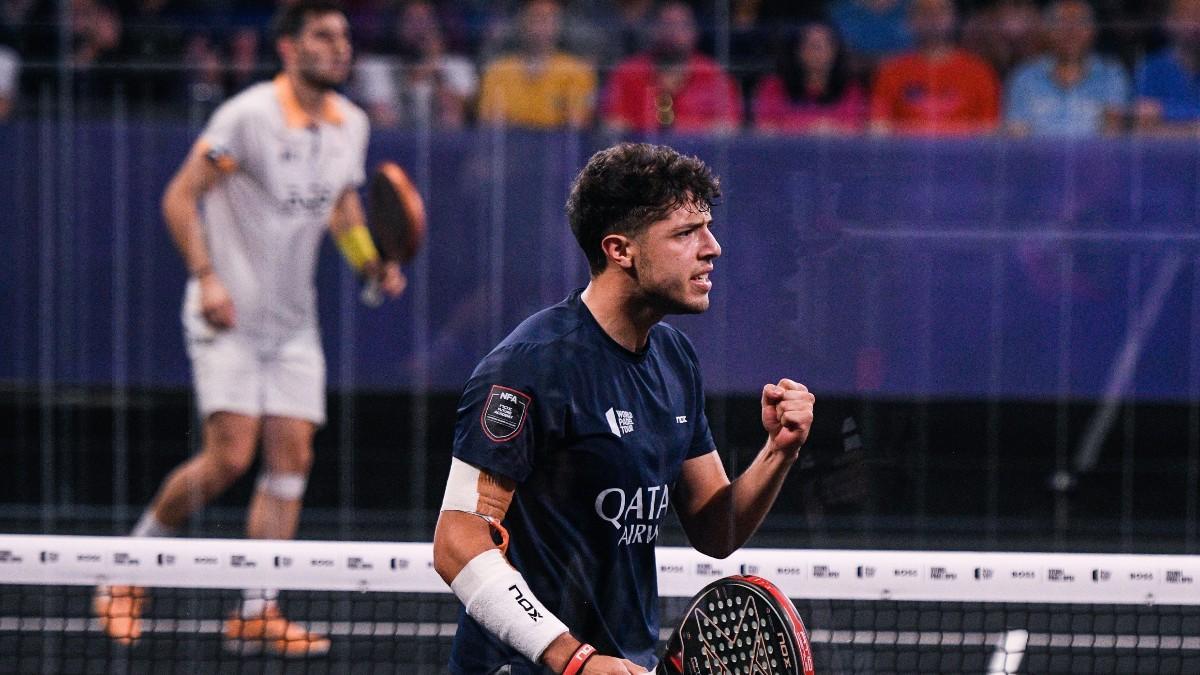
xmin=361 ymin=161 xmax=426 ymax=306
xmin=657 ymin=575 xmax=814 ymax=675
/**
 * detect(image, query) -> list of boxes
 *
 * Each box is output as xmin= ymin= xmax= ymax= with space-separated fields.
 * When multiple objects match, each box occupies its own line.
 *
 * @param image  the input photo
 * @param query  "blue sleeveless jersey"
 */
xmin=448 ymin=290 xmax=715 ymax=674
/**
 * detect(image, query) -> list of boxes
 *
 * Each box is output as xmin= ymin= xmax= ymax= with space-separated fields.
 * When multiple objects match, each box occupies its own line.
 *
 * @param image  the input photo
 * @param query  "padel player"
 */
xmin=433 ymin=143 xmax=815 ymax=673
xmin=93 ymin=1 xmax=405 ymax=657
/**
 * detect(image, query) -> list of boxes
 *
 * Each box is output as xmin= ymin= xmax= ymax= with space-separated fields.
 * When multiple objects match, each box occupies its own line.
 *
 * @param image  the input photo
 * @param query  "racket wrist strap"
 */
xmin=561 ymin=643 xmax=596 ymax=675
xmin=334 ymin=223 xmax=380 ymax=272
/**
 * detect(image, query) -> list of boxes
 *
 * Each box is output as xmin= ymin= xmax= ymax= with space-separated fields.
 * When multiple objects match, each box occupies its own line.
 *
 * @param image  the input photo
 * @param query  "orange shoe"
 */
xmin=93 ymin=584 xmax=147 ymax=645
xmin=222 ymin=605 xmax=330 ymax=658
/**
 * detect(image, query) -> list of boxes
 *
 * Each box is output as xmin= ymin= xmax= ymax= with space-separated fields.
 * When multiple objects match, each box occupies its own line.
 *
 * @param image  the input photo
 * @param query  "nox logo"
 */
xmin=40 ymin=551 xmax=58 ymax=563
xmin=157 ymin=554 xmax=176 ymax=566
xmin=508 ymin=585 xmax=543 ymax=621
xmin=974 ymin=567 xmax=993 ymax=580
xmin=275 ymin=556 xmax=293 ymax=568
xmin=857 ymin=565 xmax=876 ymax=579
xmin=1092 ymin=569 xmax=1112 ymax=582
xmin=390 ymin=558 xmax=409 ymax=570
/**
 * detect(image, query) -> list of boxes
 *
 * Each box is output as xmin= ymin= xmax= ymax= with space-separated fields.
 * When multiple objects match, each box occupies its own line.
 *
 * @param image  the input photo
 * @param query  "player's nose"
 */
xmin=700 ymin=225 xmax=721 ymax=260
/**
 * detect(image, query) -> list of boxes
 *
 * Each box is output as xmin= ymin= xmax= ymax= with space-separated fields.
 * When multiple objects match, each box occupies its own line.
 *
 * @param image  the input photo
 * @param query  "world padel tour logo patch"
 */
xmin=481 ymin=385 xmax=531 ymax=442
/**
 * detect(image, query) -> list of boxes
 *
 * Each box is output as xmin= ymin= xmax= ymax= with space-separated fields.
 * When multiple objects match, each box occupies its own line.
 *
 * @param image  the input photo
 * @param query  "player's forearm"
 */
xmin=690 ymin=440 xmax=797 ymax=558
xmin=162 ymin=183 xmax=212 ymax=277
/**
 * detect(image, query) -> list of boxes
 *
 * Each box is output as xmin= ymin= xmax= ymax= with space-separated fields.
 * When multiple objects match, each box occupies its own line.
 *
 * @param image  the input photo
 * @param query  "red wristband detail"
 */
xmin=561 ymin=643 xmax=596 ymax=675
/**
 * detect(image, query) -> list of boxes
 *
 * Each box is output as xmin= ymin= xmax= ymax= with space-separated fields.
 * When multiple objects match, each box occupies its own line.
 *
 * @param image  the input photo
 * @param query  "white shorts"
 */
xmin=182 ymin=289 xmax=326 ymax=425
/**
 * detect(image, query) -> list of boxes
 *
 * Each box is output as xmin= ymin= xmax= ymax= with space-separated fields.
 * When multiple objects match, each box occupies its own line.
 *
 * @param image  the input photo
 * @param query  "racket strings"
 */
xmin=689 ymin=591 xmax=786 ymax=674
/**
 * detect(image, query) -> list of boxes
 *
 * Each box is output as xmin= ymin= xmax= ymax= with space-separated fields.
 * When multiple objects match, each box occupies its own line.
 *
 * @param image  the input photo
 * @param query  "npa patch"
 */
xmin=481 ymin=385 xmax=531 ymax=442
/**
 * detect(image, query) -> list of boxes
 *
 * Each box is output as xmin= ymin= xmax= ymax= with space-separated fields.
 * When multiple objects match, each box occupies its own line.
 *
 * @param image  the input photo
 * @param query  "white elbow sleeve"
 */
xmin=450 ymin=548 xmax=568 ymax=663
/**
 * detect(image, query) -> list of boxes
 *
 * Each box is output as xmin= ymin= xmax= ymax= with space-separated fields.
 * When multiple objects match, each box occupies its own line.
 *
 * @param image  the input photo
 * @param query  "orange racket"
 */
xmin=361 ymin=161 xmax=426 ymax=306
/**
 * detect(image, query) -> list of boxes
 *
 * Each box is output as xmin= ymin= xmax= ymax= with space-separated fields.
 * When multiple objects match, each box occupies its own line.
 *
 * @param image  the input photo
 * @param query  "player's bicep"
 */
xmin=432 ymin=458 xmax=517 ymax=583
xmin=441 ymin=456 xmax=516 ymax=520
xmin=167 ymin=141 xmax=231 ymax=200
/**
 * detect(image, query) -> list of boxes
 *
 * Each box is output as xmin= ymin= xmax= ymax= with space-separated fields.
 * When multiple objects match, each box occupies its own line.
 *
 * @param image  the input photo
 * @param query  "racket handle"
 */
xmin=360 ymin=279 xmax=383 ymax=307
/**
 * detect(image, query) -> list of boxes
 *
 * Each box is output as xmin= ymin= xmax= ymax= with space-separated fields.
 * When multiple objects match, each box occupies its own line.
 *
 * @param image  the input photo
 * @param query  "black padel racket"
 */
xmin=657 ymin=575 xmax=815 ymax=675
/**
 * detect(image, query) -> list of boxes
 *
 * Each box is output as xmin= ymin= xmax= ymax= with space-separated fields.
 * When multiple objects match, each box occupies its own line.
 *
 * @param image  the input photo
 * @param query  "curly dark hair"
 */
xmin=566 ymin=143 xmax=721 ymax=275
xmin=272 ymin=1 xmax=344 ymax=41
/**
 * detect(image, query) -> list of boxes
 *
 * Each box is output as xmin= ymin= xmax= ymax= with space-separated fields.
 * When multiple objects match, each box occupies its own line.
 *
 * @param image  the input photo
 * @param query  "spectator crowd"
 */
xmin=3 ymin=0 xmax=1200 ymax=137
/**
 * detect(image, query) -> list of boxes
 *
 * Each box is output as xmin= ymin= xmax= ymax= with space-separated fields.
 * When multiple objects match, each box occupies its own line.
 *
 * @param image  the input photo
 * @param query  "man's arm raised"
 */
xmin=675 ymin=379 xmax=814 ymax=559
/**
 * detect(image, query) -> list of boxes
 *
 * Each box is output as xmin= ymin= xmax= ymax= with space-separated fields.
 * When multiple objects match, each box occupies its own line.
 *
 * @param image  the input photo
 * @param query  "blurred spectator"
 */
xmin=73 ymin=0 xmax=122 ymax=68
xmin=870 ymin=0 xmax=1001 ymax=135
xmin=356 ymin=1 xmax=476 ymax=129
xmin=752 ymin=22 xmax=868 ymax=134
xmin=602 ymin=1 xmax=741 ymax=133
xmin=1005 ymin=0 xmax=1130 ymax=137
xmin=476 ymin=0 xmax=609 ymax=68
xmin=962 ymin=0 xmax=1042 ymax=80
xmin=828 ymin=0 xmax=912 ymax=73
xmin=601 ymin=0 xmax=655 ymax=64
xmin=719 ymin=0 xmax=826 ymax=117
xmin=117 ymin=0 xmax=186 ymax=103
xmin=477 ymin=0 xmax=596 ymax=129
xmin=227 ymin=26 xmax=269 ymax=94
xmin=1134 ymin=0 xmax=1200 ymax=133
xmin=183 ymin=32 xmax=226 ymax=109
xmin=0 ymin=43 xmax=15 ymax=120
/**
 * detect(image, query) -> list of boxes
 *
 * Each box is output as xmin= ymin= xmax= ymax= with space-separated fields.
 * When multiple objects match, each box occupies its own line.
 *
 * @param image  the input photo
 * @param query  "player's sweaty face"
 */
xmin=632 ymin=201 xmax=721 ymax=315
xmin=295 ymin=13 xmax=353 ymax=89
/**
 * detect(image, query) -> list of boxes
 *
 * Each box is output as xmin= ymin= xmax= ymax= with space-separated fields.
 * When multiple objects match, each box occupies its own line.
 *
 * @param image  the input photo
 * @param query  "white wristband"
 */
xmin=450 ymin=548 xmax=568 ymax=663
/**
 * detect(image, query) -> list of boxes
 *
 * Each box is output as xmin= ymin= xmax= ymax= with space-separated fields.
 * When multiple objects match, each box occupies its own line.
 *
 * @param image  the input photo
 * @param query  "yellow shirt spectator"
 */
xmin=478 ymin=52 xmax=597 ymax=129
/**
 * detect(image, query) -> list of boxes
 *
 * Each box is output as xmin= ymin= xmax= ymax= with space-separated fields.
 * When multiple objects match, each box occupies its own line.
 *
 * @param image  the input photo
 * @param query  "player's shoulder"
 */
xmin=331 ymin=91 xmax=369 ymax=131
xmin=651 ymin=321 xmax=700 ymax=360
xmin=211 ymin=81 xmax=277 ymax=119
xmin=496 ymin=299 xmax=588 ymax=354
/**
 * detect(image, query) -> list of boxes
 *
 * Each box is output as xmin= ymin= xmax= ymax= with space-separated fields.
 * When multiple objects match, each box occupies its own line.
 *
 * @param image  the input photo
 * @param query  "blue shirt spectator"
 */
xmin=1136 ymin=49 xmax=1200 ymax=123
xmin=829 ymin=0 xmax=912 ymax=59
xmin=1133 ymin=0 xmax=1200 ymax=132
xmin=1007 ymin=57 xmax=1129 ymax=136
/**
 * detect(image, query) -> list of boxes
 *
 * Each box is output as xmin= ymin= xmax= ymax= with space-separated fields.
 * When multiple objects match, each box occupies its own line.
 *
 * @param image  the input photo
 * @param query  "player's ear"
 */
xmin=600 ymin=233 xmax=635 ymax=270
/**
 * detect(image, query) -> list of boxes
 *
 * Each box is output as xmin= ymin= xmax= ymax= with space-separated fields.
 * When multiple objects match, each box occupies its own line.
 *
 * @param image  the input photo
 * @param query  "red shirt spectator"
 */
xmin=602 ymin=2 xmax=741 ymax=133
xmin=604 ymin=53 xmax=741 ymax=132
xmin=871 ymin=49 xmax=1000 ymax=133
xmin=869 ymin=0 xmax=1000 ymax=135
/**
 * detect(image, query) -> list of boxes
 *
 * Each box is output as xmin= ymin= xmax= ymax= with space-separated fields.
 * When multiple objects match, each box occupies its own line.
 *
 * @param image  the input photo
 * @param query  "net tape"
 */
xmin=1 ymin=534 xmax=1197 ymax=605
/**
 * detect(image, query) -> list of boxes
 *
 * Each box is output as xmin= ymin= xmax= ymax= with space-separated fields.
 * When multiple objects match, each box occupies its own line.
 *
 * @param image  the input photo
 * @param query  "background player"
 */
xmin=93 ymin=0 xmax=405 ymax=657
xmin=432 ymin=143 xmax=815 ymax=673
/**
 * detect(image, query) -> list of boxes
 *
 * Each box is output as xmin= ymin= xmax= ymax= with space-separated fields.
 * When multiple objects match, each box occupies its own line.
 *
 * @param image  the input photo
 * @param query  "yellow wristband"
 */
xmin=334 ymin=224 xmax=380 ymax=272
